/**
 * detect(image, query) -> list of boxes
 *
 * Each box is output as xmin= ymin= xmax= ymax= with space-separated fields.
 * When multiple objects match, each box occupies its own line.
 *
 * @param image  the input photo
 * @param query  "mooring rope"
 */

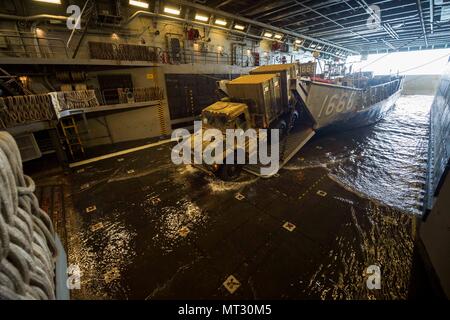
xmin=0 ymin=131 xmax=57 ymax=300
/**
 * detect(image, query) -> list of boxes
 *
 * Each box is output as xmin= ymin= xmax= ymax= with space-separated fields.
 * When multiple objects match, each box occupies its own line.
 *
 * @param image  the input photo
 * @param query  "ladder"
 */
xmin=60 ymin=116 xmax=85 ymax=159
xmin=0 ymin=67 xmax=33 ymax=95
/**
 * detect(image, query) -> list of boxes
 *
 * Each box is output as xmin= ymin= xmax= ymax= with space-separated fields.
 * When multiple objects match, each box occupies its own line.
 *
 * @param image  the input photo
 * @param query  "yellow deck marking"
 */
xmin=86 ymin=205 xmax=96 ymax=213
xmin=298 ymin=175 xmax=326 ymax=200
xmin=223 ymin=275 xmax=241 ymax=294
xmin=235 ymin=193 xmax=245 ymax=200
xmin=90 ymin=222 xmax=104 ymax=232
xmin=282 ymin=221 xmax=296 ymax=232
xmin=178 ymin=226 xmax=190 ymax=237
xmin=316 ymin=190 xmax=327 ymax=197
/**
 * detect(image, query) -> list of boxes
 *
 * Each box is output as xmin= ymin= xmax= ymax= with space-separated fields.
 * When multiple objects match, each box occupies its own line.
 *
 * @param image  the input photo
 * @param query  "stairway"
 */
xmin=0 ymin=67 xmax=33 ymax=96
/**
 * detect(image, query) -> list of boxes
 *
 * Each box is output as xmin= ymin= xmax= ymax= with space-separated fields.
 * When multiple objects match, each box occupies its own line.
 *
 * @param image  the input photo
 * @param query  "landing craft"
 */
xmin=189 ymin=62 xmax=404 ymax=180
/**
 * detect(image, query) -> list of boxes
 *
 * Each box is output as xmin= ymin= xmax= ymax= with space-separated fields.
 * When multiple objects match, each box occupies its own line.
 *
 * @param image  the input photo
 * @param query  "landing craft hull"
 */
xmin=300 ymin=78 xmax=403 ymax=131
xmin=318 ymin=89 xmax=401 ymax=132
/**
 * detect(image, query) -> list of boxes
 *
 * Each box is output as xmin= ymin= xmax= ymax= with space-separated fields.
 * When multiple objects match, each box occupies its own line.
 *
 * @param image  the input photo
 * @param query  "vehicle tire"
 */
xmin=278 ymin=120 xmax=288 ymax=139
xmin=292 ymin=110 xmax=299 ymax=125
xmin=217 ymin=163 xmax=242 ymax=181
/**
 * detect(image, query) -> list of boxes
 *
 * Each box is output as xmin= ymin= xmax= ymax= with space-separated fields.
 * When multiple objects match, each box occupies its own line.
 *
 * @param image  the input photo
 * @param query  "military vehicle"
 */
xmin=192 ymin=63 xmax=403 ymax=180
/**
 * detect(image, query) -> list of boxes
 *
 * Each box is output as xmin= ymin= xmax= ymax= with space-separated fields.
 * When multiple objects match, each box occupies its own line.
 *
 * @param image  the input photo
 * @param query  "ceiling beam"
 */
xmin=291 ymin=0 xmax=371 ymax=42
xmin=416 ymin=0 xmax=429 ymax=46
xmin=430 ymin=0 xmax=434 ymax=34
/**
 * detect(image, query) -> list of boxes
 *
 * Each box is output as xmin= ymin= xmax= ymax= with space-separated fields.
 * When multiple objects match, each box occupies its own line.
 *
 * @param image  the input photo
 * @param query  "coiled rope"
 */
xmin=0 ymin=94 xmax=55 ymax=129
xmin=0 ymin=131 xmax=57 ymax=300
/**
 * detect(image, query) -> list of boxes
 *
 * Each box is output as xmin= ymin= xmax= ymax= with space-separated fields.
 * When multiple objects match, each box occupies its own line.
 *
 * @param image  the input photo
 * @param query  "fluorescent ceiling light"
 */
xmin=234 ymin=24 xmax=245 ymax=31
xmin=295 ymin=39 xmax=303 ymax=44
xmin=164 ymin=6 xmax=181 ymax=15
xmin=129 ymin=0 xmax=149 ymax=8
xmin=195 ymin=14 xmax=209 ymax=22
xmin=263 ymin=32 xmax=273 ymax=38
xmin=34 ymin=0 xmax=61 ymax=4
xmin=274 ymin=34 xmax=283 ymax=39
xmin=215 ymin=19 xmax=227 ymax=26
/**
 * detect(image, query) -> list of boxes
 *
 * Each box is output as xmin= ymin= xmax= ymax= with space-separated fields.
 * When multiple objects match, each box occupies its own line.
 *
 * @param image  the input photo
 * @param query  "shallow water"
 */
xmin=297 ymin=95 xmax=433 ymax=215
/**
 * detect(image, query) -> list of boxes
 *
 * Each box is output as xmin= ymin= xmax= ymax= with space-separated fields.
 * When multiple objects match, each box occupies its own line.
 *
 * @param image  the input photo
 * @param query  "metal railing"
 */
xmin=1 ymin=32 xmax=291 ymax=68
xmin=168 ymin=48 xmax=231 ymax=65
xmin=367 ymin=78 xmax=402 ymax=105
xmin=0 ymin=30 xmax=68 ymax=59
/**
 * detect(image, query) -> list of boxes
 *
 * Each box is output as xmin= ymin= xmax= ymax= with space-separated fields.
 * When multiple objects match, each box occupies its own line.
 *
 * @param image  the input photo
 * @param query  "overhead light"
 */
xmin=234 ymin=24 xmax=245 ymax=31
xmin=33 ymin=0 xmax=61 ymax=4
xmin=274 ymin=34 xmax=283 ymax=40
xmin=195 ymin=14 xmax=209 ymax=22
xmin=263 ymin=32 xmax=273 ymax=38
xmin=129 ymin=0 xmax=149 ymax=8
xmin=215 ymin=19 xmax=227 ymax=26
xmin=295 ymin=39 xmax=303 ymax=44
xmin=164 ymin=6 xmax=181 ymax=15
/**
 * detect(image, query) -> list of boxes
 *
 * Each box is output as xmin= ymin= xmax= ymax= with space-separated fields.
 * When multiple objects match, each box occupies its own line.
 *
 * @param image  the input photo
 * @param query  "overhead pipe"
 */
xmin=127 ymin=0 xmax=359 ymax=55
xmin=310 ymin=13 xmax=418 ymax=38
xmin=124 ymin=11 xmax=346 ymax=59
xmin=0 ymin=13 xmax=68 ymax=22
xmin=266 ymin=0 xmax=341 ymax=23
xmin=0 ymin=2 xmax=357 ymax=57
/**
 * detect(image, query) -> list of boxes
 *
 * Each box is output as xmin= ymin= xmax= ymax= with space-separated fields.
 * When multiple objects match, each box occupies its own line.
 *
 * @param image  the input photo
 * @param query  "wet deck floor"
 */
xmin=35 ymin=133 xmax=416 ymax=300
xmin=28 ymin=95 xmax=437 ymax=299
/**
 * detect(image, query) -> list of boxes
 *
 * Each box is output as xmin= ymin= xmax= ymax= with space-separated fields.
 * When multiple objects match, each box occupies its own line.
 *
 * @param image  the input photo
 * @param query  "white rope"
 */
xmin=0 ymin=131 xmax=57 ymax=300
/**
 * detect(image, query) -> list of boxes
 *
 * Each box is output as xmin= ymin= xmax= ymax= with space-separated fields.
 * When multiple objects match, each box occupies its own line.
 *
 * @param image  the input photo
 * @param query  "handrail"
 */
xmin=0 ymin=31 xmax=69 ymax=58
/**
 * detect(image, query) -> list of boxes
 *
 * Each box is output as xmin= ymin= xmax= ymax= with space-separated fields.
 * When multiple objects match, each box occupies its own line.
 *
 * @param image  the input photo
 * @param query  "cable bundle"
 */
xmin=0 ymin=131 xmax=57 ymax=299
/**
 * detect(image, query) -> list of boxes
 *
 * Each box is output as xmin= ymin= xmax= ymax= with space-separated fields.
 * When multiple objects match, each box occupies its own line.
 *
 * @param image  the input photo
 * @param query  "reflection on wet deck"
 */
xmin=31 ymin=95 xmax=434 ymax=300
xmin=63 ymin=139 xmax=415 ymax=300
